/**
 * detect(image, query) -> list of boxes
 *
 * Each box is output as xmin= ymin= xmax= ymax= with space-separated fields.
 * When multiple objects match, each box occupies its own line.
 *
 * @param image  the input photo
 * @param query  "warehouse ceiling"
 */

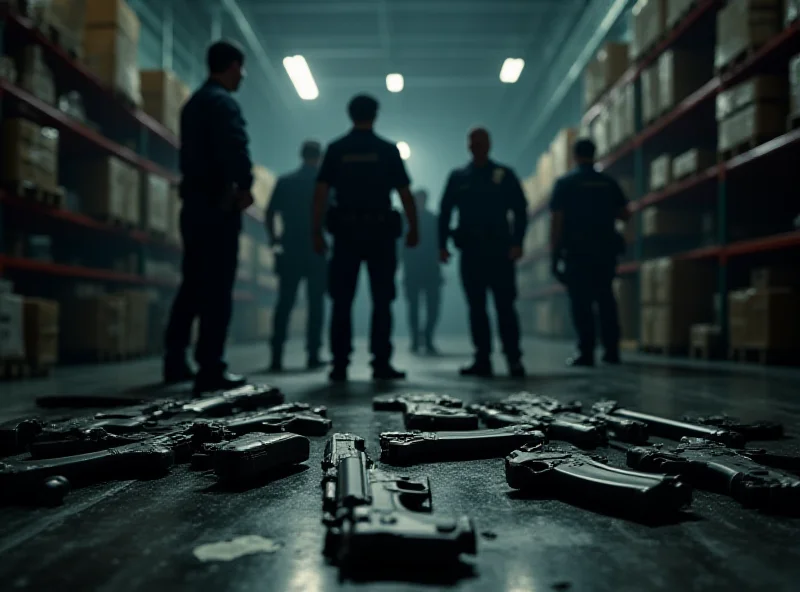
xmin=151 ymin=0 xmax=587 ymax=196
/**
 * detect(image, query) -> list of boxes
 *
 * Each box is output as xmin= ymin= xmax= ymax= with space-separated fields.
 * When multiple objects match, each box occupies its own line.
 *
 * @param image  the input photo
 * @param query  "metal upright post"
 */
xmin=717 ymin=172 xmax=728 ymax=348
xmin=632 ymin=74 xmax=646 ymax=344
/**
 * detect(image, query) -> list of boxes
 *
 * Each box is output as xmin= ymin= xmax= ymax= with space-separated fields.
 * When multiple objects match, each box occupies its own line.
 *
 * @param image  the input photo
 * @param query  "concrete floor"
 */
xmin=1 ymin=337 xmax=799 ymax=591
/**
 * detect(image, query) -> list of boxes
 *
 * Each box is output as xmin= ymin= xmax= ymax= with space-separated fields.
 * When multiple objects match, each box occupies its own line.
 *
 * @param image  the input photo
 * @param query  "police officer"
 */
xmin=403 ymin=189 xmax=442 ymax=355
xmin=439 ymin=127 xmax=527 ymax=378
xmin=549 ymin=138 xmax=630 ymax=367
xmin=163 ymin=40 xmax=253 ymax=393
xmin=266 ymin=141 xmax=327 ymax=372
xmin=312 ymin=94 xmax=419 ymax=382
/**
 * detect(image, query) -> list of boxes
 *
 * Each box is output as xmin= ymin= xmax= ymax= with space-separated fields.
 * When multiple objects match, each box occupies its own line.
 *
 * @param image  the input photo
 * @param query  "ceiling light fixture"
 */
xmin=397 ymin=141 xmax=411 ymax=160
xmin=386 ymin=73 xmax=404 ymax=93
xmin=282 ymin=55 xmax=319 ymax=100
xmin=499 ymin=58 xmax=525 ymax=83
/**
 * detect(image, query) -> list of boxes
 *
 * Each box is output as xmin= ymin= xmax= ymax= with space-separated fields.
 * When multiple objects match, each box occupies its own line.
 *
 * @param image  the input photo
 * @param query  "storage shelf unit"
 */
xmin=521 ymin=2 xmax=800 ymax=355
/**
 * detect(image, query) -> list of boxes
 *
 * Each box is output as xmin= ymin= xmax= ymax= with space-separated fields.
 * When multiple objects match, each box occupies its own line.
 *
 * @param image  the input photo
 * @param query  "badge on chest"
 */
xmin=493 ymin=168 xmax=505 ymax=184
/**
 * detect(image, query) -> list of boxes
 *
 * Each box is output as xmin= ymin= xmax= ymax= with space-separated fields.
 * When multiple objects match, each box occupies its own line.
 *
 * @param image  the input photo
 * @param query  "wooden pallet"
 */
xmin=641 ymin=345 xmax=689 ymax=357
xmin=0 ymin=359 xmax=29 ymax=381
xmin=5 ymin=180 xmax=64 ymax=208
xmin=729 ymin=348 xmax=800 ymax=365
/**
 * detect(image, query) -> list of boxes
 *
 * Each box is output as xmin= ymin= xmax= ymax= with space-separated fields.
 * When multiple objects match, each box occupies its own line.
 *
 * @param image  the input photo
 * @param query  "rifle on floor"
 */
xmin=373 ymin=393 xmax=479 ymax=430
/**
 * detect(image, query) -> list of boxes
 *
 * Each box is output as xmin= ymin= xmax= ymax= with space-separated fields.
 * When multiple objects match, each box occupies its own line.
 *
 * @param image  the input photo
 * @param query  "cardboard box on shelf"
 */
xmin=141 ymin=173 xmax=170 ymax=234
xmin=16 ymin=45 xmax=56 ymax=104
xmin=751 ymin=266 xmax=800 ymax=289
xmin=536 ymin=152 xmax=554 ymax=201
xmin=30 ymin=0 xmax=87 ymax=58
xmin=61 ymin=294 xmax=126 ymax=357
xmin=715 ymin=0 xmax=784 ymax=71
xmin=2 ymin=118 xmax=60 ymax=191
xmin=728 ymin=288 xmax=753 ymax=347
xmin=85 ymin=0 xmax=139 ymax=39
xmin=73 ymin=156 xmax=135 ymax=223
xmin=653 ymin=257 xmax=716 ymax=307
xmin=118 ymin=290 xmax=148 ymax=355
xmin=649 ymin=154 xmax=672 ymax=191
xmin=716 ymin=76 xmax=788 ymax=120
xmin=747 ymin=288 xmax=800 ymax=349
xmin=609 ymin=83 xmax=635 ymax=147
xmin=592 ymin=107 xmax=611 ymax=157
xmin=691 ymin=323 xmax=722 ymax=352
xmin=640 ymin=260 xmax=656 ymax=304
xmin=140 ymin=70 xmax=188 ymax=137
xmin=640 ymin=304 xmax=656 ymax=346
xmin=641 ymin=206 xmax=702 ymax=236
xmin=648 ymin=302 xmax=703 ymax=349
xmin=596 ymin=43 xmax=629 ymax=92
xmin=672 ymin=148 xmax=715 ymax=179
xmin=643 ymin=0 xmax=668 ymax=52
xmin=718 ymin=102 xmax=788 ymax=153
xmin=0 ymin=293 xmax=25 ymax=360
xmin=23 ymin=297 xmax=59 ymax=367
xmin=641 ymin=66 xmax=660 ymax=124
xmin=658 ymin=49 xmax=712 ymax=114
xmin=550 ymin=128 xmax=577 ymax=178
xmin=614 ymin=277 xmax=637 ymax=340
xmin=791 ymin=54 xmax=800 ymax=117
xmin=583 ymin=58 xmax=603 ymax=109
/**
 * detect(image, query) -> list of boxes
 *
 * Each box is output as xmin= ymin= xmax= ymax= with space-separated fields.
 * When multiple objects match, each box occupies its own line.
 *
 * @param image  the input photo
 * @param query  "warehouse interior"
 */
xmin=1 ymin=0 xmax=799 ymax=590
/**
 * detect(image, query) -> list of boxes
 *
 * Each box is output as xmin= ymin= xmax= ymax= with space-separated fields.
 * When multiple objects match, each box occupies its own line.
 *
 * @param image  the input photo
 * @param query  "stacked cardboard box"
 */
xmin=0 ymin=285 xmax=25 ymax=361
xmin=584 ymin=43 xmax=629 ymax=108
xmin=690 ymin=324 xmax=723 ymax=355
xmin=672 ymin=148 xmax=715 ymax=180
xmin=118 ymin=290 xmax=148 ymax=355
xmin=550 ymin=128 xmax=576 ymax=179
xmin=715 ymin=0 xmax=783 ymax=71
xmin=140 ymin=70 xmax=190 ymax=137
xmin=667 ymin=0 xmax=695 ymax=29
xmin=716 ymin=76 xmax=788 ymax=153
xmin=591 ymin=107 xmax=611 ymax=157
xmin=613 ymin=277 xmax=637 ymax=340
xmin=657 ymin=49 xmax=711 ymax=114
xmin=60 ymin=294 xmax=126 ymax=358
xmin=252 ymin=165 xmax=277 ymax=211
xmin=642 ymin=206 xmax=702 ymax=236
xmin=640 ymin=258 xmax=715 ymax=349
xmin=649 ymin=154 xmax=672 ymax=191
xmin=29 ymin=0 xmax=87 ymax=58
xmin=83 ymin=0 xmax=141 ymax=105
xmin=790 ymin=54 xmax=800 ymax=119
xmin=2 ymin=118 xmax=60 ymax=192
xmin=141 ymin=173 xmax=170 ymax=234
xmin=641 ymin=66 xmax=660 ymax=124
xmin=16 ymin=45 xmax=56 ymax=104
xmin=631 ymin=0 xmax=667 ymax=60
xmin=609 ymin=84 xmax=635 ymax=148
xmin=238 ymin=234 xmax=255 ymax=282
xmin=24 ymin=298 xmax=59 ymax=368
xmin=535 ymin=152 xmax=554 ymax=205
xmin=74 ymin=156 xmax=140 ymax=224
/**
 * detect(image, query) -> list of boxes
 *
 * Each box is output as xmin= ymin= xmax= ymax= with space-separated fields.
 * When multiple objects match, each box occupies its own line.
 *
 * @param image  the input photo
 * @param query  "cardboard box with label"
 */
xmin=715 ymin=0 xmax=783 ymax=70
xmin=2 ymin=118 xmax=60 ymax=191
xmin=118 ymin=290 xmax=148 ymax=355
xmin=140 ymin=70 xmax=190 ymax=137
xmin=649 ymin=154 xmax=672 ymax=191
xmin=641 ymin=66 xmax=660 ymax=124
xmin=142 ymin=173 xmax=170 ymax=234
xmin=658 ymin=49 xmax=712 ymax=114
xmin=30 ymin=0 xmax=87 ymax=58
xmin=718 ymin=102 xmax=788 ymax=153
xmin=672 ymin=148 xmax=715 ymax=179
xmin=24 ymin=297 xmax=59 ymax=367
xmin=716 ymin=76 xmax=788 ymax=120
xmin=0 ymin=293 xmax=25 ymax=360
xmin=73 ymin=156 xmax=136 ymax=222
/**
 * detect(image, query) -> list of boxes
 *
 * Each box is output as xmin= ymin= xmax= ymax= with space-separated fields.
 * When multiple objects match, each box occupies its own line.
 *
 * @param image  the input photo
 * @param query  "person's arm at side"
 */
xmin=312 ymin=146 xmax=336 ymax=254
xmin=390 ymin=145 xmax=418 ymax=247
xmin=215 ymin=94 xmax=254 ymax=209
xmin=265 ymin=178 xmax=284 ymax=246
xmin=611 ymin=178 xmax=631 ymax=222
xmin=507 ymin=169 xmax=528 ymax=261
xmin=549 ymin=179 xmax=567 ymax=282
xmin=438 ymin=174 xmax=456 ymax=263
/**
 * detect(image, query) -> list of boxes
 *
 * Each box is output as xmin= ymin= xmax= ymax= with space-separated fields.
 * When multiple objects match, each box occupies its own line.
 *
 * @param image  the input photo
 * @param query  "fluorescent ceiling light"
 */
xmin=397 ymin=141 xmax=411 ymax=160
xmin=282 ymin=55 xmax=319 ymax=100
xmin=386 ymin=73 xmax=404 ymax=93
xmin=499 ymin=58 xmax=525 ymax=83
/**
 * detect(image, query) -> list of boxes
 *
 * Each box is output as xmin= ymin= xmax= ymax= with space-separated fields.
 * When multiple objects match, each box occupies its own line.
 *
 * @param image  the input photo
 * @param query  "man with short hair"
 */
xmin=312 ymin=94 xmax=419 ymax=382
xmin=163 ymin=40 xmax=253 ymax=393
xmin=439 ymin=127 xmax=528 ymax=378
xmin=550 ymin=138 xmax=630 ymax=367
xmin=266 ymin=140 xmax=327 ymax=371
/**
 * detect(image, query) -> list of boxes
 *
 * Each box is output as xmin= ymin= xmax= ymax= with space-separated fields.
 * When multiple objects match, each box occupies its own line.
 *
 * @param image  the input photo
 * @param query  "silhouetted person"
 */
xmin=266 ymin=141 xmax=327 ymax=372
xmin=550 ymin=138 xmax=630 ymax=367
xmin=439 ymin=127 xmax=527 ymax=378
xmin=312 ymin=94 xmax=419 ymax=382
xmin=403 ymin=189 xmax=442 ymax=354
xmin=163 ymin=40 xmax=253 ymax=394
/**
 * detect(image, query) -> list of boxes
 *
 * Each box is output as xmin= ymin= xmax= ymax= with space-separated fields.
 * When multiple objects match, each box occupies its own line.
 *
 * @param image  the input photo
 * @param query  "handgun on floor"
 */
xmin=506 ymin=443 xmax=692 ymax=519
xmin=321 ymin=433 xmax=476 ymax=567
xmin=379 ymin=425 xmax=546 ymax=465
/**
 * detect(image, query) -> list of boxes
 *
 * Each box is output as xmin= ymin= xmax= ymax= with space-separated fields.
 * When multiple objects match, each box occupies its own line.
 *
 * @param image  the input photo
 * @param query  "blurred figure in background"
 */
xmin=549 ymin=138 xmax=630 ymax=367
xmin=403 ymin=189 xmax=442 ymax=355
xmin=439 ymin=127 xmax=528 ymax=378
xmin=266 ymin=140 xmax=327 ymax=372
xmin=164 ymin=40 xmax=252 ymax=394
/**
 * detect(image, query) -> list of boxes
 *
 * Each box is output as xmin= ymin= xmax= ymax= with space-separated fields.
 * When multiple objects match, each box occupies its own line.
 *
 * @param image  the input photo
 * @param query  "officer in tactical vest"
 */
xmin=312 ymin=94 xmax=419 ymax=382
xmin=439 ymin=127 xmax=528 ymax=378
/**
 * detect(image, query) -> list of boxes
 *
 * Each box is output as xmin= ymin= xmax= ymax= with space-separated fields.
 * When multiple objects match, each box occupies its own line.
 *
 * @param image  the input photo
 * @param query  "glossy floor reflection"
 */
xmin=1 ymin=337 xmax=799 ymax=591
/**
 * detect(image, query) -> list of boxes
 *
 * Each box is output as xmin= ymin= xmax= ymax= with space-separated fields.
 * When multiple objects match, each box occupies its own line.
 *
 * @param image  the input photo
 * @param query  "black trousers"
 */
xmin=565 ymin=257 xmax=620 ymax=358
xmin=460 ymin=249 xmax=521 ymax=364
xmin=328 ymin=236 xmax=397 ymax=368
xmin=405 ymin=279 xmax=441 ymax=346
xmin=164 ymin=207 xmax=240 ymax=376
xmin=271 ymin=252 xmax=326 ymax=359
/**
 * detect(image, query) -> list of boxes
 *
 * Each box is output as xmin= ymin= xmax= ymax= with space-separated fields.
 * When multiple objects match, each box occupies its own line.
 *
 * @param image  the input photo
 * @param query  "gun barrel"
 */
xmin=609 ymin=407 xmax=745 ymax=447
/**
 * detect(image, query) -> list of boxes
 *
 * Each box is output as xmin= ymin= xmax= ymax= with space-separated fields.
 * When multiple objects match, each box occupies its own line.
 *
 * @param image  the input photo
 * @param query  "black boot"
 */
xmin=602 ymin=351 xmax=621 ymax=365
xmin=307 ymin=356 xmax=326 ymax=370
xmin=460 ymin=360 xmax=494 ymax=378
xmin=508 ymin=360 xmax=526 ymax=378
xmin=329 ymin=366 xmax=348 ymax=383
xmin=193 ymin=371 xmax=247 ymax=394
xmin=373 ymin=365 xmax=407 ymax=381
xmin=566 ymin=354 xmax=595 ymax=368
xmin=163 ymin=359 xmax=195 ymax=384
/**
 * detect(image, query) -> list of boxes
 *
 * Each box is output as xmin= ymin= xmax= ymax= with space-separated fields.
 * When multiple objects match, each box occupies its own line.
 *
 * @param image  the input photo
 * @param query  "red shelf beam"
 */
xmin=1 ymin=9 xmax=180 ymax=149
xmin=632 ymin=164 xmax=720 ymax=212
xmin=722 ymin=231 xmax=800 ymax=259
xmin=0 ymin=255 xmax=148 ymax=284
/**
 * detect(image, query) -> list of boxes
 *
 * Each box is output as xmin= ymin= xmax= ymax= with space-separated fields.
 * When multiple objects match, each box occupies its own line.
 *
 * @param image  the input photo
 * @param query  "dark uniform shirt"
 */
xmin=179 ymin=79 xmax=253 ymax=203
xmin=267 ymin=165 xmax=318 ymax=254
xmin=549 ymin=164 xmax=627 ymax=257
xmin=438 ymin=161 xmax=527 ymax=251
xmin=317 ymin=129 xmax=410 ymax=211
xmin=403 ymin=209 xmax=440 ymax=284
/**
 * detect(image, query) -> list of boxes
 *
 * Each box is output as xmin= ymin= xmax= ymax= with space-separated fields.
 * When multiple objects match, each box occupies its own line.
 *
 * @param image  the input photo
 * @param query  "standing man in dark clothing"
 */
xmin=266 ymin=140 xmax=327 ymax=372
xmin=439 ymin=127 xmax=527 ymax=378
xmin=163 ymin=40 xmax=253 ymax=393
xmin=312 ymin=94 xmax=419 ymax=383
xmin=403 ymin=189 xmax=442 ymax=355
xmin=550 ymin=138 xmax=630 ymax=367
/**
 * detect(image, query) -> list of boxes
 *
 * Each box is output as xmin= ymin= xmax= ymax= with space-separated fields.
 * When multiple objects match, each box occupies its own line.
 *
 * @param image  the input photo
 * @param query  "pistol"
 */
xmin=379 ymin=425 xmax=546 ymax=465
xmin=506 ymin=443 xmax=692 ymax=518
xmin=321 ymin=433 xmax=476 ymax=567
xmin=191 ymin=432 xmax=310 ymax=480
xmin=593 ymin=400 xmax=745 ymax=447
xmin=681 ymin=414 xmax=783 ymax=441
xmin=627 ymin=438 xmax=800 ymax=513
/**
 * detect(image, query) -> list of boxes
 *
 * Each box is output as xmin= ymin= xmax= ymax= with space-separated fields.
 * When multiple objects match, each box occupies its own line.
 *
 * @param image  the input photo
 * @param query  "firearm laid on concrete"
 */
xmin=321 ymin=433 xmax=476 ymax=567
xmin=192 ymin=432 xmax=310 ymax=481
xmin=379 ymin=425 xmax=546 ymax=465
xmin=506 ymin=443 xmax=692 ymax=519
xmin=373 ymin=393 xmax=479 ymax=431
xmin=593 ymin=400 xmax=745 ymax=447
xmin=627 ymin=438 xmax=800 ymax=513
xmin=681 ymin=414 xmax=784 ymax=441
